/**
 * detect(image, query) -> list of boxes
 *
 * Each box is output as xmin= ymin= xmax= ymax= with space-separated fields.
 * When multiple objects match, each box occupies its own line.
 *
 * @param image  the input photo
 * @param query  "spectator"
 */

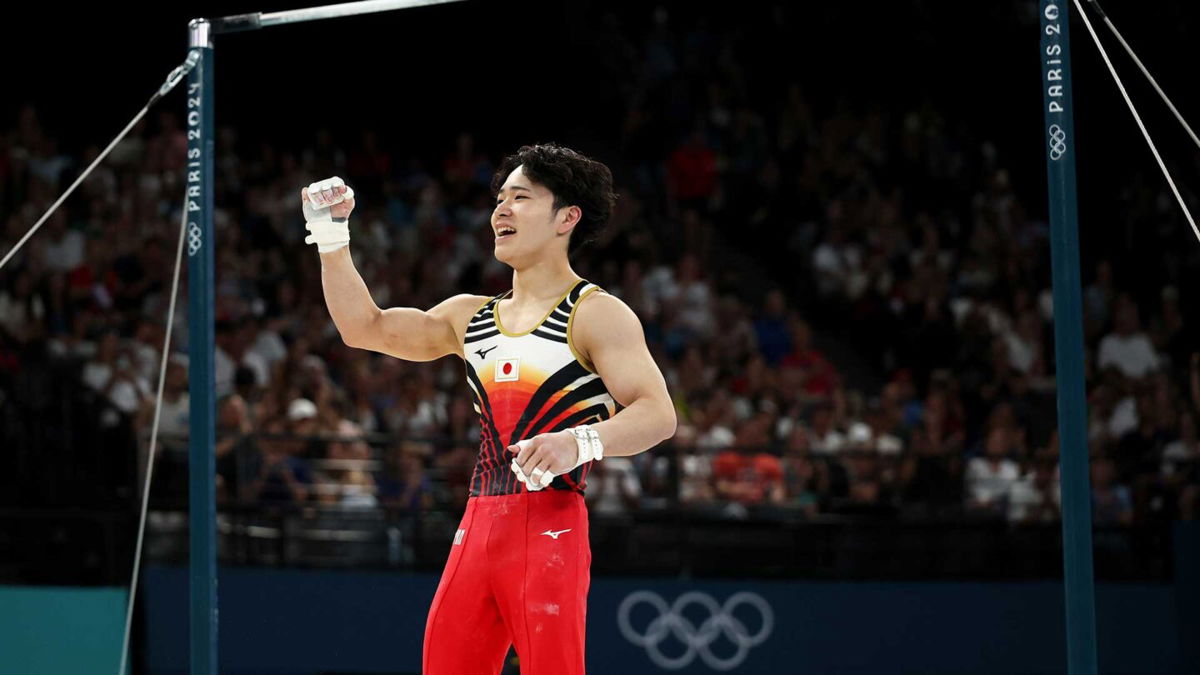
xmin=215 ymin=392 xmax=254 ymax=502
xmin=780 ymin=430 xmax=821 ymax=516
xmin=753 ymin=289 xmax=791 ymax=366
xmin=1098 ymin=299 xmax=1160 ymax=380
xmin=1091 ymin=456 xmax=1133 ymax=526
xmin=586 ymin=457 xmax=642 ymax=516
xmin=1162 ymin=410 xmax=1198 ymax=476
xmin=712 ymin=446 xmax=784 ymax=511
xmin=245 ymin=416 xmax=312 ymax=506
xmin=379 ymin=442 xmax=434 ymax=512
xmin=82 ymin=330 xmax=151 ymax=423
xmin=965 ymin=426 xmax=1020 ymax=517
xmin=807 ymin=401 xmax=845 ymax=455
xmin=1006 ymin=456 xmax=1061 ymax=524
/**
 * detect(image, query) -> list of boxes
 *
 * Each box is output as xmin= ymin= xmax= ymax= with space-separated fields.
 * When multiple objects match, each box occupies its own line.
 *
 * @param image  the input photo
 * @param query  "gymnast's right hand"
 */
xmin=301 ymin=176 xmax=356 ymax=253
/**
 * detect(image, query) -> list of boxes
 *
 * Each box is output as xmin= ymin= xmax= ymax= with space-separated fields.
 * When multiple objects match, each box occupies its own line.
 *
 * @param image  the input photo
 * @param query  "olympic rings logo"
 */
xmin=617 ymin=590 xmax=774 ymax=671
xmin=187 ymin=221 xmax=203 ymax=257
xmin=1048 ymin=124 xmax=1067 ymax=161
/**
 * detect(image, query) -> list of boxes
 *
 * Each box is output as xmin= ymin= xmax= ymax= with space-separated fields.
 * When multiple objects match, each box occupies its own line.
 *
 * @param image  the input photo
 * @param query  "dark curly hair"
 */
xmin=491 ymin=143 xmax=617 ymax=255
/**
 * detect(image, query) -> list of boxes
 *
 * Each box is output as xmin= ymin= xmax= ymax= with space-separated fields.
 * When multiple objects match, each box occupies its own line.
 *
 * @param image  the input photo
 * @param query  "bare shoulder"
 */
xmin=428 ymin=293 xmax=493 ymax=344
xmin=571 ymin=291 xmax=644 ymax=361
xmin=574 ymin=290 xmax=638 ymax=326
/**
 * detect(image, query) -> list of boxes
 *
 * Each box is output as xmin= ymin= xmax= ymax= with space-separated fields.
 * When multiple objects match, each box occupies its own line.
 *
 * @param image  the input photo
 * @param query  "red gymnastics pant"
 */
xmin=423 ymin=489 xmax=591 ymax=674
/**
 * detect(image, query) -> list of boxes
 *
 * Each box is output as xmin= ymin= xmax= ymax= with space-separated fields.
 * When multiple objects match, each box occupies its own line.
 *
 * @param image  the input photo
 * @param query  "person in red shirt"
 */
xmin=713 ymin=447 xmax=785 ymax=506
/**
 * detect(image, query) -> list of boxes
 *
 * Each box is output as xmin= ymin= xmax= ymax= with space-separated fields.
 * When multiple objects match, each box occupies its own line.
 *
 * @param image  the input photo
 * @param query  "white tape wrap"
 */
xmin=302 ymin=177 xmax=354 ymax=253
xmin=569 ymin=425 xmax=604 ymax=470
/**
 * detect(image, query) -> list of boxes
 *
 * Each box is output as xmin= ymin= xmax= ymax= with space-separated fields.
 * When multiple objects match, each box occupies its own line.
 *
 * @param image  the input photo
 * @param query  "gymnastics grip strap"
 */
xmin=303 ymin=182 xmax=353 ymax=253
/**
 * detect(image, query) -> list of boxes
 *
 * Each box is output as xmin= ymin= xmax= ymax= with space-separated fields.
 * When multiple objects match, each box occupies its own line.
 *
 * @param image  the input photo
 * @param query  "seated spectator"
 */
xmin=327 ymin=418 xmax=371 ymax=462
xmin=965 ymin=426 xmax=1020 ymax=517
xmin=863 ymin=398 xmax=904 ymax=454
xmin=1098 ymin=298 xmax=1159 ymax=380
xmin=779 ymin=315 xmax=839 ymax=403
xmin=82 ymin=330 xmax=151 ymax=425
xmin=780 ymin=431 xmax=821 ymax=516
xmin=135 ymin=354 xmax=189 ymax=449
xmin=0 ymin=268 xmax=46 ymax=345
xmin=1006 ymin=455 xmax=1061 ymax=524
xmin=752 ymin=289 xmax=792 ymax=365
xmin=713 ymin=446 xmax=784 ymax=508
xmin=379 ymin=443 xmax=434 ymax=512
xmin=807 ymin=401 xmax=845 ymax=455
xmin=434 ymin=442 xmax=476 ymax=508
xmin=215 ymin=392 xmax=254 ymax=502
xmin=649 ymin=424 xmax=715 ymax=507
xmin=693 ymin=390 xmax=736 ymax=450
xmin=586 ymin=457 xmax=642 ymax=516
xmin=1163 ymin=410 xmax=1198 ymax=476
xmin=244 ymin=416 xmax=312 ymax=506
xmin=1091 ymin=456 xmax=1133 ymax=526
xmin=833 ymin=448 xmax=894 ymax=516
xmin=337 ymin=468 xmax=380 ymax=510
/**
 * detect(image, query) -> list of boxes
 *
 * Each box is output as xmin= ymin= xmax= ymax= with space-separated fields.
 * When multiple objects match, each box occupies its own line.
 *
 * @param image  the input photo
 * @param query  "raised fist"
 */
xmin=300 ymin=176 xmax=356 ymax=221
xmin=301 ymin=177 xmax=355 ymax=253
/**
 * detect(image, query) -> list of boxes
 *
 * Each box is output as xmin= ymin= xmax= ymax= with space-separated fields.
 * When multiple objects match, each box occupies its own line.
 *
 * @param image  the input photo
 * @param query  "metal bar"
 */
xmin=1038 ymin=2 xmax=1099 ymax=674
xmin=212 ymin=0 xmax=465 ymax=33
xmin=186 ymin=17 xmax=219 ymax=675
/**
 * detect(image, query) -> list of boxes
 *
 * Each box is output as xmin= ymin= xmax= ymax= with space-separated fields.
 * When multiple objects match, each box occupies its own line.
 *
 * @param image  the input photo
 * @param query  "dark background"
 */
xmin=7 ymin=1 xmax=1200 ymax=313
xmin=7 ymin=0 xmax=1200 ymax=255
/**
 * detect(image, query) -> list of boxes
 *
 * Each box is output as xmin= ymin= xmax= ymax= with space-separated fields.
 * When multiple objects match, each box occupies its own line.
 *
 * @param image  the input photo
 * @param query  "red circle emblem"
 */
xmin=502 ymin=362 xmax=513 ymax=375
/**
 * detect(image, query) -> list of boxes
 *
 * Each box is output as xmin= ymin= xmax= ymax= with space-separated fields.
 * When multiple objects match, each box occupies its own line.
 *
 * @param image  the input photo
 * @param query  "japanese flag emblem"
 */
xmin=495 ymin=357 xmax=520 ymax=382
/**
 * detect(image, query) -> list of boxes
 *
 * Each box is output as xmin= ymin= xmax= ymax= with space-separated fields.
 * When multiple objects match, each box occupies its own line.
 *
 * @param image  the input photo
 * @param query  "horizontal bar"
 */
xmin=261 ymin=0 xmax=464 ymax=26
xmin=210 ymin=0 xmax=464 ymax=34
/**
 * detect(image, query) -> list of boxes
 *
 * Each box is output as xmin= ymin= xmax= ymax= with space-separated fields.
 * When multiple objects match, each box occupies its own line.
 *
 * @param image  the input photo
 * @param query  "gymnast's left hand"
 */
xmin=508 ymin=431 xmax=578 ymax=490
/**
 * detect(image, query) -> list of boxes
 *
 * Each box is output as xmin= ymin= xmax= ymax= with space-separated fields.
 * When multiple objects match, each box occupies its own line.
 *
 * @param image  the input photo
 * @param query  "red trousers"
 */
xmin=423 ymin=490 xmax=591 ymax=674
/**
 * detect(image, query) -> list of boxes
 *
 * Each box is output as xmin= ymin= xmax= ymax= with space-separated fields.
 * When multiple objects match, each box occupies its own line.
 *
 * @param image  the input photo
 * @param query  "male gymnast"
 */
xmin=301 ymin=142 xmax=676 ymax=674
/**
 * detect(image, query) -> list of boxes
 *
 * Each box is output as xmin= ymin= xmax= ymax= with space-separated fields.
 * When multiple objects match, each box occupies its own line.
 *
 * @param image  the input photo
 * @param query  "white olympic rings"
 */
xmin=617 ymin=590 xmax=774 ymax=671
xmin=187 ymin=221 xmax=203 ymax=257
xmin=1048 ymin=123 xmax=1067 ymax=160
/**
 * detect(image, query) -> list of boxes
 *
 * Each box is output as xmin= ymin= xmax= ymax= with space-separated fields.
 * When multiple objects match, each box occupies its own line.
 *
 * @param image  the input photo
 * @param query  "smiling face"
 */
xmin=491 ymin=165 xmax=580 ymax=268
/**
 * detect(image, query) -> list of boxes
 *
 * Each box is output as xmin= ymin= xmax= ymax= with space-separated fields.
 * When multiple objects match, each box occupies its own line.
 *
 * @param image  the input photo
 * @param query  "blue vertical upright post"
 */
xmin=1038 ymin=2 xmax=1098 ymax=674
xmin=186 ymin=18 xmax=218 ymax=675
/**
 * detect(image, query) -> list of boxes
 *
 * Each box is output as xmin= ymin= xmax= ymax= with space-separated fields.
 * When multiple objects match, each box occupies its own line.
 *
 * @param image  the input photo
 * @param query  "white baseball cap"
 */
xmin=287 ymin=398 xmax=318 ymax=421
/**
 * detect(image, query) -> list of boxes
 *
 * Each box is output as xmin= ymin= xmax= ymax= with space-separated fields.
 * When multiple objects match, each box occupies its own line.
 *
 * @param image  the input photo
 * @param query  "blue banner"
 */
xmin=143 ymin=566 xmax=1184 ymax=674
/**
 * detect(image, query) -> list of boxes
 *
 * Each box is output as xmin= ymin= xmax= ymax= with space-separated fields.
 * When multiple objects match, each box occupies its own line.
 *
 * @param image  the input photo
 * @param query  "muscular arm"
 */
xmin=318 ymin=247 xmax=485 ymax=361
xmin=303 ymin=182 xmax=484 ymax=362
xmin=574 ymin=293 xmax=677 ymax=457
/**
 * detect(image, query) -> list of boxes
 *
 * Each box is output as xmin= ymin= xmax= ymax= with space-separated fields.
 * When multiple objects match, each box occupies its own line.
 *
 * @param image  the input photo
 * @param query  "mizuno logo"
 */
xmin=541 ymin=529 xmax=572 ymax=540
xmin=475 ymin=345 xmax=498 ymax=360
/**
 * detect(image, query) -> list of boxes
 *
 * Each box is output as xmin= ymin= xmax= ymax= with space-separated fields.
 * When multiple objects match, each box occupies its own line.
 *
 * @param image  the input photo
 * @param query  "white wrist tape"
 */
xmin=302 ymin=177 xmax=354 ymax=253
xmin=568 ymin=425 xmax=604 ymax=471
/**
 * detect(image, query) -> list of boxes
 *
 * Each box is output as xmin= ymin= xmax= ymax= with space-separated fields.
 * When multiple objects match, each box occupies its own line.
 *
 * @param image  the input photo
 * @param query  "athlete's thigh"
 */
xmin=492 ymin=491 xmax=590 ymax=675
xmin=424 ymin=501 xmax=510 ymax=675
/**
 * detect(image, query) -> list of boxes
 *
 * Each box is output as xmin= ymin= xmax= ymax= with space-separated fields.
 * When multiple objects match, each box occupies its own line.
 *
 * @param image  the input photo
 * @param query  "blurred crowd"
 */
xmin=1 ymin=5 xmax=1197 ymax=527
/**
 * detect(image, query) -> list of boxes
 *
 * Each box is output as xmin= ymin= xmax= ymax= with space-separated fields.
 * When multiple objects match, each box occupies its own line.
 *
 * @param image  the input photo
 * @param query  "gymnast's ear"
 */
xmin=555 ymin=204 xmax=582 ymax=235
